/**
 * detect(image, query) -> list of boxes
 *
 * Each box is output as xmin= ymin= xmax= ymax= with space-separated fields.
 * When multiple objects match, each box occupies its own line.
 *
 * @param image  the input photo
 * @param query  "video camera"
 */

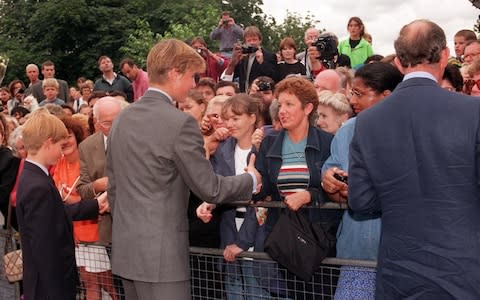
xmin=312 ymin=33 xmax=339 ymax=69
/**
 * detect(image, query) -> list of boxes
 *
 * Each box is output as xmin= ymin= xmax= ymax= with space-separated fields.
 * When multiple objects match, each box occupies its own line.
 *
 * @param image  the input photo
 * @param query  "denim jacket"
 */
xmin=322 ymin=117 xmax=381 ymax=260
xmin=254 ymin=126 xmax=342 ymax=235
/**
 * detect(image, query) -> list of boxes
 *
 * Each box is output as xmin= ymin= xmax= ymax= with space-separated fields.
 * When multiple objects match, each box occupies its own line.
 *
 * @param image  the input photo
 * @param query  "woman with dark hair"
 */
xmin=321 ymin=62 xmax=403 ymax=299
xmin=338 ymin=17 xmax=374 ymax=68
xmin=441 ymin=64 xmax=463 ymax=92
xmin=178 ymin=90 xmax=207 ymax=127
xmin=7 ymin=79 xmax=26 ymax=114
xmin=276 ymin=37 xmax=306 ymax=81
xmin=210 ymin=94 xmax=267 ymax=298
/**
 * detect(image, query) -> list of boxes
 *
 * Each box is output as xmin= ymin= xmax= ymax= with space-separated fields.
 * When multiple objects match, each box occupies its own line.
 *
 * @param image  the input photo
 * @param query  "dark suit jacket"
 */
xmin=0 ymin=147 xmax=19 ymax=222
xmin=106 ymin=89 xmax=253 ymax=283
xmin=349 ymin=77 xmax=480 ymax=298
xmin=16 ymin=161 xmax=99 ymax=300
xmin=234 ymin=47 xmax=277 ymax=92
xmin=77 ymin=132 xmax=112 ymax=245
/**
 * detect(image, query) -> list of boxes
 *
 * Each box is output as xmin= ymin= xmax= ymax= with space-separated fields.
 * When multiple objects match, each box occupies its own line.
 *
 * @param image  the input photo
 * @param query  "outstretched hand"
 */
xmin=196 ymin=202 xmax=216 ymax=223
xmin=245 ymin=154 xmax=262 ymax=194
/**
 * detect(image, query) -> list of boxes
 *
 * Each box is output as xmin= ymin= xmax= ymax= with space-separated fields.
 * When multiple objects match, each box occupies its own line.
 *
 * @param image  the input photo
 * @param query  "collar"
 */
xmin=403 ymin=71 xmax=437 ymax=83
xmin=26 ymin=159 xmax=49 ymax=175
xmin=102 ymin=72 xmax=117 ymax=83
xmin=266 ymin=126 xmax=322 ymax=158
xmin=103 ymin=134 xmax=108 ymax=152
xmin=147 ymin=87 xmax=174 ymax=104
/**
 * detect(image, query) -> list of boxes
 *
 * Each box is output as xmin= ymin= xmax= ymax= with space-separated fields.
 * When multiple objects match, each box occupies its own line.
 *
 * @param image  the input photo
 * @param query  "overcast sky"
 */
xmin=261 ymin=0 xmax=480 ymax=56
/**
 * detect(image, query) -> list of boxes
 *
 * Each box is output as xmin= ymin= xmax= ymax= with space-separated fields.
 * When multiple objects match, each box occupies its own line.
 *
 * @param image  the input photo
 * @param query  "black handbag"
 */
xmin=264 ymin=209 xmax=334 ymax=282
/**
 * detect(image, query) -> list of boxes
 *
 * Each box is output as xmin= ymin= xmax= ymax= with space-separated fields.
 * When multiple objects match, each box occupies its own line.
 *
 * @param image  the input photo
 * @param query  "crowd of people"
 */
xmin=0 ymin=11 xmax=479 ymax=300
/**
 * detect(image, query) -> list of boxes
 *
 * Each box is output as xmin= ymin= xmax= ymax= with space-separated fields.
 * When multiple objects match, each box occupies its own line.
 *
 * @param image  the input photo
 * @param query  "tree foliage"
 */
xmin=267 ymin=11 xmax=323 ymax=52
xmin=0 ymin=0 xmax=320 ymax=86
xmin=119 ymin=19 xmax=162 ymax=69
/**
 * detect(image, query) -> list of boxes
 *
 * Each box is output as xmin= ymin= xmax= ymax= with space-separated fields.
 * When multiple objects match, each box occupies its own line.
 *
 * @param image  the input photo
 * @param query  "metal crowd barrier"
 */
xmin=0 ymin=200 xmax=377 ymax=299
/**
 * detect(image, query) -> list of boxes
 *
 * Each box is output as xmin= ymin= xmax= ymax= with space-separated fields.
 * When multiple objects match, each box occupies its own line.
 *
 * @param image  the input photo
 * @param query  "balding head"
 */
xmin=394 ymin=19 xmax=447 ymax=69
xmin=92 ymin=96 xmax=123 ymax=136
xmin=314 ymin=70 xmax=342 ymax=93
xmin=304 ymin=27 xmax=320 ymax=47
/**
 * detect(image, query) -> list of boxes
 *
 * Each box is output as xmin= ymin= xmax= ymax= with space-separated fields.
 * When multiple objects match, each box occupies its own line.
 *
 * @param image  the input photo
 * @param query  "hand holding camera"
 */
xmin=321 ymin=167 xmax=348 ymax=197
xmin=218 ymin=17 xmax=233 ymax=28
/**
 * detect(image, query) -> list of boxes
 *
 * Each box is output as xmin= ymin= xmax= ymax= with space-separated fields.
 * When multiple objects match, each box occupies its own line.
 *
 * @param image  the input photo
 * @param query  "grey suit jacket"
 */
xmin=77 ymin=131 xmax=112 ymax=244
xmin=106 ymin=89 xmax=253 ymax=282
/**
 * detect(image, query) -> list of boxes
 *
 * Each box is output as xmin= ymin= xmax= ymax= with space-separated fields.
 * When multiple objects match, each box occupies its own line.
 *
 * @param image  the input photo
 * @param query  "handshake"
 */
xmin=197 ymin=154 xmax=262 ymax=223
xmin=96 ymin=192 xmax=110 ymax=214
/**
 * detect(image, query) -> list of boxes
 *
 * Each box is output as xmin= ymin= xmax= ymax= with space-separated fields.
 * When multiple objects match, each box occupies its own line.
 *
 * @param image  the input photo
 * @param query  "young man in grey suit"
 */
xmin=348 ymin=20 xmax=480 ymax=298
xmin=106 ymin=39 xmax=260 ymax=300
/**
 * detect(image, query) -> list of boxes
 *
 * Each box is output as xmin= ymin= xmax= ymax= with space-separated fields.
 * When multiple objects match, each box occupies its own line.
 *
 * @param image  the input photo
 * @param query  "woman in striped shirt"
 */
xmin=254 ymin=77 xmax=343 ymax=298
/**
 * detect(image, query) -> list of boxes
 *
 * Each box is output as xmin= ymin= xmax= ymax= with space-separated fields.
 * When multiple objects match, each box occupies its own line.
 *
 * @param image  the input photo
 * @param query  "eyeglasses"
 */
xmin=349 ymin=88 xmax=375 ymax=98
xmin=463 ymin=52 xmax=480 ymax=61
xmin=463 ymin=79 xmax=480 ymax=95
xmin=98 ymin=120 xmax=112 ymax=128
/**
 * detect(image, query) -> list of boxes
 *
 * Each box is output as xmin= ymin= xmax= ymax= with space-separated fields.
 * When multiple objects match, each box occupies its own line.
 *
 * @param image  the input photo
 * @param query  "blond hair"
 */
xmin=205 ymin=95 xmax=229 ymax=115
xmin=42 ymin=78 xmax=59 ymax=90
xmin=147 ymin=39 xmax=205 ymax=85
xmin=317 ymin=90 xmax=353 ymax=117
xmin=22 ymin=109 xmax=68 ymax=155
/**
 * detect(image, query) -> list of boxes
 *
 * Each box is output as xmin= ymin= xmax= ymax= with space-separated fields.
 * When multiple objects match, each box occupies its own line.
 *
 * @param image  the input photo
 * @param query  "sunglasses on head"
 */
xmin=463 ymin=79 xmax=480 ymax=95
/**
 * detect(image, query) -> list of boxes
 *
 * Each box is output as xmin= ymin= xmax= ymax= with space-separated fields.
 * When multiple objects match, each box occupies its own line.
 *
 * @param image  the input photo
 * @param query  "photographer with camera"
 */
xmin=221 ymin=26 xmax=277 ymax=93
xmin=308 ymin=32 xmax=351 ymax=78
xmin=191 ymin=37 xmax=228 ymax=82
xmin=210 ymin=11 xmax=244 ymax=58
xmin=296 ymin=27 xmax=320 ymax=80
xmin=248 ymin=76 xmax=275 ymax=126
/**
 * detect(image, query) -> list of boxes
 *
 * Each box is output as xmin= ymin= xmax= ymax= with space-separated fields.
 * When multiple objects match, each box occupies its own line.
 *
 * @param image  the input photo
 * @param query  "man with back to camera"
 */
xmin=106 ymin=39 xmax=261 ymax=300
xmin=348 ymin=19 xmax=480 ymax=298
xmin=210 ymin=11 xmax=244 ymax=58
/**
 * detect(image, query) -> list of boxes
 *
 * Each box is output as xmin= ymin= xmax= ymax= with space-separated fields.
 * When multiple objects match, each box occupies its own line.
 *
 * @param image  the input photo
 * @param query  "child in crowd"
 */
xmin=38 ymin=78 xmax=66 ymax=107
xmin=16 ymin=109 xmax=108 ymax=299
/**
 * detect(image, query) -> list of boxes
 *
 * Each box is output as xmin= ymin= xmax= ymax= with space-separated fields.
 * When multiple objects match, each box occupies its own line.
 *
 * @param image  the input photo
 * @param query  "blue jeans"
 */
xmin=225 ymin=259 xmax=271 ymax=299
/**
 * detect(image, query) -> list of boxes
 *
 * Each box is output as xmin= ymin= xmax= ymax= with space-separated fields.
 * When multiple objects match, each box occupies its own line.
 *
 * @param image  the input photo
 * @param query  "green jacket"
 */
xmin=338 ymin=38 xmax=373 ymax=68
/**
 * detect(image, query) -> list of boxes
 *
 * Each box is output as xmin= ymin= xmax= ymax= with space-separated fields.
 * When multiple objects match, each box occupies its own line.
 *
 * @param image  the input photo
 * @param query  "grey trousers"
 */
xmin=122 ymin=277 xmax=191 ymax=300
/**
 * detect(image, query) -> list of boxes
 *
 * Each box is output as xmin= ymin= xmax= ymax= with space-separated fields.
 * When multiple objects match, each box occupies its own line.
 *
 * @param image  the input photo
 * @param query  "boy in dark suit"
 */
xmin=16 ymin=109 xmax=109 ymax=300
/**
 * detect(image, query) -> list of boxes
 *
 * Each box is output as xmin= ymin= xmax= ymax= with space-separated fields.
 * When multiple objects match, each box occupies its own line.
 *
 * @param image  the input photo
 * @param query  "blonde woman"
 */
xmin=316 ymin=90 xmax=352 ymax=134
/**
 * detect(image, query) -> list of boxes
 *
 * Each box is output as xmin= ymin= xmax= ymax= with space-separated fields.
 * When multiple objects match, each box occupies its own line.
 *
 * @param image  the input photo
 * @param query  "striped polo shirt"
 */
xmin=278 ymin=135 xmax=310 ymax=197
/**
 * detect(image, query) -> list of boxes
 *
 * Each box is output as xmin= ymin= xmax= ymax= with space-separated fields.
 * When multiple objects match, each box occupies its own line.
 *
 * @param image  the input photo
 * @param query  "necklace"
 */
xmin=286 ymin=136 xmax=305 ymax=160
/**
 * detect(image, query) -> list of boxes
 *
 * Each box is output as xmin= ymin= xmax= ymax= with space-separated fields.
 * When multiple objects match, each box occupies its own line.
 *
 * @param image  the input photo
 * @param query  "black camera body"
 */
xmin=333 ymin=173 xmax=348 ymax=184
xmin=257 ymin=81 xmax=272 ymax=92
xmin=312 ymin=34 xmax=339 ymax=69
xmin=223 ymin=19 xmax=229 ymax=25
xmin=241 ymin=45 xmax=259 ymax=54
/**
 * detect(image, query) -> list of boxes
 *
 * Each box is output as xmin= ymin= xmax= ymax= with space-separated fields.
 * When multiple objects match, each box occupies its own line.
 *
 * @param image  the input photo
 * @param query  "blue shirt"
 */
xmin=322 ymin=117 xmax=381 ymax=260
